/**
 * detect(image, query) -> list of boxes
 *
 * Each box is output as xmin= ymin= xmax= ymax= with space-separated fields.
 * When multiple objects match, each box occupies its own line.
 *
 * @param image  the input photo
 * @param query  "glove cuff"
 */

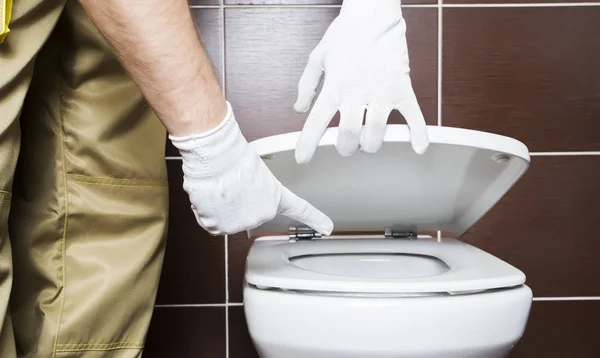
xmin=169 ymin=101 xmax=248 ymax=179
xmin=169 ymin=101 xmax=234 ymax=144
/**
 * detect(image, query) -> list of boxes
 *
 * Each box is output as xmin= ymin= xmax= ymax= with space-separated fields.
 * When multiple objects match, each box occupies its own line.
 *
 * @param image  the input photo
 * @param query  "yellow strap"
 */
xmin=0 ymin=0 xmax=13 ymax=43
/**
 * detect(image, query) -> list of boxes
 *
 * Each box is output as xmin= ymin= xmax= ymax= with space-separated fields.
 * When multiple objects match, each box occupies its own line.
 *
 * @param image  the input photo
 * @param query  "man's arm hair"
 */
xmin=79 ymin=0 xmax=226 ymax=136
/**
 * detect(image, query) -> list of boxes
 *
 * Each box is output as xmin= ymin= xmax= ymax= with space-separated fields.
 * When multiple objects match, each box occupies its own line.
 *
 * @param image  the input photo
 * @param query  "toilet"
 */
xmin=243 ymin=125 xmax=533 ymax=358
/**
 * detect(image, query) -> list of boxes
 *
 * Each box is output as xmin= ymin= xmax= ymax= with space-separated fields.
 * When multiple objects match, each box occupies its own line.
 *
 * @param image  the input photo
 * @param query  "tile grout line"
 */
xmin=533 ymin=297 xmax=600 ymax=301
xmin=220 ymin=2 xmax=227 ymax=96
xmin=437 ymin=0 xmax=442 ymax=127
xmin=443 ymin=2 xmax=600 ymax=7
xmin=220 ymin=3 xmax=230 ymax=358
xmin=191 ymin=4 xmax=438 ymax=9
xmin=155 ymin=303 xmax=229 ymax=308
xmin=154 ymin=302 xmax=244 ymax=308
xmin=168 ymin=151 xmax=600 ymax=161
xmin=436 ymin=0 xmax=442 ymax=252
xmin=225 ymin=237 xmax=230 ymax=358
xmin=189 ymin=3 xmax=600 ymax=9
xmin=154 ymin=297 xmax=600 ymax=308
xmin=530 ymin=151 xmax=600 ymax=156
xmin=435 ymin=0 xmax=443 ymax=246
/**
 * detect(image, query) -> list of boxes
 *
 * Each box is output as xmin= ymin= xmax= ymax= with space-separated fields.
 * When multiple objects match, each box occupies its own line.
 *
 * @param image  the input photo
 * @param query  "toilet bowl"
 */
xmin=243 ymin=125 xmax=533 ymax=358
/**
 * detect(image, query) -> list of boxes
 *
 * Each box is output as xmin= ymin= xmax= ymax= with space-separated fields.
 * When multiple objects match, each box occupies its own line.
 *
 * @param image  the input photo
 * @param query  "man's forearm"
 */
xmin=79 ymin=0 xmax=226 ymax=136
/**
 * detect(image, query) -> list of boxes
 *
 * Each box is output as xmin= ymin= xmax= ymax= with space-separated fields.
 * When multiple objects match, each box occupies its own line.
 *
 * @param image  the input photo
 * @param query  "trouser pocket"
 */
xmin=53 ymin=176 xmax=168 ymax=356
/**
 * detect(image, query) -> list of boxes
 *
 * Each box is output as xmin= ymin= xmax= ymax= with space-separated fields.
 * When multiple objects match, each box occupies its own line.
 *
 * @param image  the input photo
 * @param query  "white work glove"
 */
xmin=170 ymin=102 xmax=333 ymax=236
xmin=294 ymin=0 xmax=429 ymax=163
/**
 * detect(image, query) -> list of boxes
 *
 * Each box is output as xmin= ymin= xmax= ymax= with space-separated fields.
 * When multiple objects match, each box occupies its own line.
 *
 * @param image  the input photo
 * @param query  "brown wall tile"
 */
xmin=192 ymin=8 xmax=223 ymax=80
xmin=228 ymin=235 xmax=254 ymax=303
xmin=225 ymin=7 xmax=437 ymax=142
xmin=448 ymin=0 xmax=587 ymax=3
xmin=226 ymin=0 xmax=343 ymax=3
xmin=155 ymin=161 xmax=226 ymax=304
xmin=145 ymin=307 xmax=226 ymax=357
xmin=461 ymin=156 xmax=600 ymax=297
xmin=443 ymin=7 xmax=600 ymax=152
xmin=166 ymin=8 xmax=223 ymax=157
xmin=166 ymin=139 xmax=180 ymax=157
xmin=190 ymin=0 xmax=220 ymax=5
xmin=225 ymin=0 xmax=436 ymax=5
xmin=511 ymin=301 xmax=600 ymax=357
xmin=229 ymin=306 xmax=260 ymax=358
xmin=225 ymin=7 xmax=337 ymax=142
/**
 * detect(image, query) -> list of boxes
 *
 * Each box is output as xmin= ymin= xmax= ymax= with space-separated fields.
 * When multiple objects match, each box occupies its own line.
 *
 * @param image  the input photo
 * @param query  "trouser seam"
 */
xmin=51 ymin=79 xmax=69 ymax=358
xmin=55 ymin=345 xmax=144 ymax=353
xmin=56 ymin=340 xmax=144 ymax=347
xmin=55 ymin=340 xmax=144 ymax=352
xmin=56 ymin=348 xmax=143 ymax=353
xmin=66 ymin=174 xmax=168 ymax=187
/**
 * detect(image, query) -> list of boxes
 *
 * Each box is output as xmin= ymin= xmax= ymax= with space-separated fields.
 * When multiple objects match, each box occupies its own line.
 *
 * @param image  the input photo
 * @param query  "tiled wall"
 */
xmin=145 ymin=0 xmax=600 ymax=357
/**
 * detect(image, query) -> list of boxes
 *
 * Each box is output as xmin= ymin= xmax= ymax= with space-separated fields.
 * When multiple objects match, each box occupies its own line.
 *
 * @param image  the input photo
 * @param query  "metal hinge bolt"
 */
xmin=384 ymin=228 xmax=417 ymax=239
xmin=289 ymin=226 xmax=321 ymax=242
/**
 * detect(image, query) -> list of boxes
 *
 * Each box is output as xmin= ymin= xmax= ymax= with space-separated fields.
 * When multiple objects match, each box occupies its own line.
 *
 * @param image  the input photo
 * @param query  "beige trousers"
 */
xmin=0 ymin=0 xmax=169 ymax=356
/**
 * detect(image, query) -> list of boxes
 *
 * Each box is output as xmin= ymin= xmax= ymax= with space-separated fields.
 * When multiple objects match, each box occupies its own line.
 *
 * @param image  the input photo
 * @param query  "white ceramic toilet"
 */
xmin=243 ymin=125 xmax=533 ymax=358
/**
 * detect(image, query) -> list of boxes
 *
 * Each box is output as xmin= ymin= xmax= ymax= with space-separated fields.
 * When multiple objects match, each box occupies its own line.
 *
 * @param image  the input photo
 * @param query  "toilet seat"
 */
xmin=246 ymin=238 xmax=525 ymax=295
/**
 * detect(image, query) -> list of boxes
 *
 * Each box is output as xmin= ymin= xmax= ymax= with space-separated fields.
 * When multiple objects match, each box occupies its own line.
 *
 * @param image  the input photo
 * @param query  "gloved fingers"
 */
xmin=395 ymin=88 xmax=430 ymax=155
xmin=294 ymin=45 xmax=326 ymax=113
xmin=337 ymin=104 xmax=366 ymax=157
xmin=295 ymin=94 xmax=337 ymax=164
xmin=360 ymin=103 xmax=393 ymax=154
xmin=278 ymin=186 xmax=334 ymax=236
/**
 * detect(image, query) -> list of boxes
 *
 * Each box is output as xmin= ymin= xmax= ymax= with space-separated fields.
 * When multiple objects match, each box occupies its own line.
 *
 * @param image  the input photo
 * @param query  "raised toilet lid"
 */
xmin=250 ymin=125 xmax=529 ymax=236
xmin=245 ymin=124 xmax=530 ymax=293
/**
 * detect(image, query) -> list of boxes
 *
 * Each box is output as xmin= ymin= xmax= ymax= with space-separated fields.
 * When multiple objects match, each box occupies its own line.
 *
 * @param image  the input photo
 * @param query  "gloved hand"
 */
xmin=170 ymin=102 xmax=334 ymax=236
xmin=294 ymin=0 xmax=429 ymax=164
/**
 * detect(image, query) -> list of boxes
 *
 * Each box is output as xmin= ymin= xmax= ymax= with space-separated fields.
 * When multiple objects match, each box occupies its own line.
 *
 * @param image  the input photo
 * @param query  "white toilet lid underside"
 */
xmin=250 ymin=125 xmax=530 ymax=237
xmin=245 ymin=238 xmax=525 ymax=294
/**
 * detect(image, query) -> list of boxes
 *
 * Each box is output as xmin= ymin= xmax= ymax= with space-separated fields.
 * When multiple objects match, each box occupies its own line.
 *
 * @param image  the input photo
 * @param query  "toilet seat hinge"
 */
xmin=289 ymin=226 xmax=321 ymax=242
xmin=384 ymin=228 xmax=417 ymax=240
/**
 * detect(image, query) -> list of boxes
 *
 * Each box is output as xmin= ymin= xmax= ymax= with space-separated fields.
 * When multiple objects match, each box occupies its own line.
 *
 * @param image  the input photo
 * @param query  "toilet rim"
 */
xmin=245 ymin=237 xmax=526 ymax=295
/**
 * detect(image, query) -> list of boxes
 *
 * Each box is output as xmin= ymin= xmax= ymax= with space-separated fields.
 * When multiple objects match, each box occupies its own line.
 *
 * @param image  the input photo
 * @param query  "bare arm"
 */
xmin=79 ymin=0 xmax=226 ymax=136
xmin=79 ymin=0 xmax=334 ymax=236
